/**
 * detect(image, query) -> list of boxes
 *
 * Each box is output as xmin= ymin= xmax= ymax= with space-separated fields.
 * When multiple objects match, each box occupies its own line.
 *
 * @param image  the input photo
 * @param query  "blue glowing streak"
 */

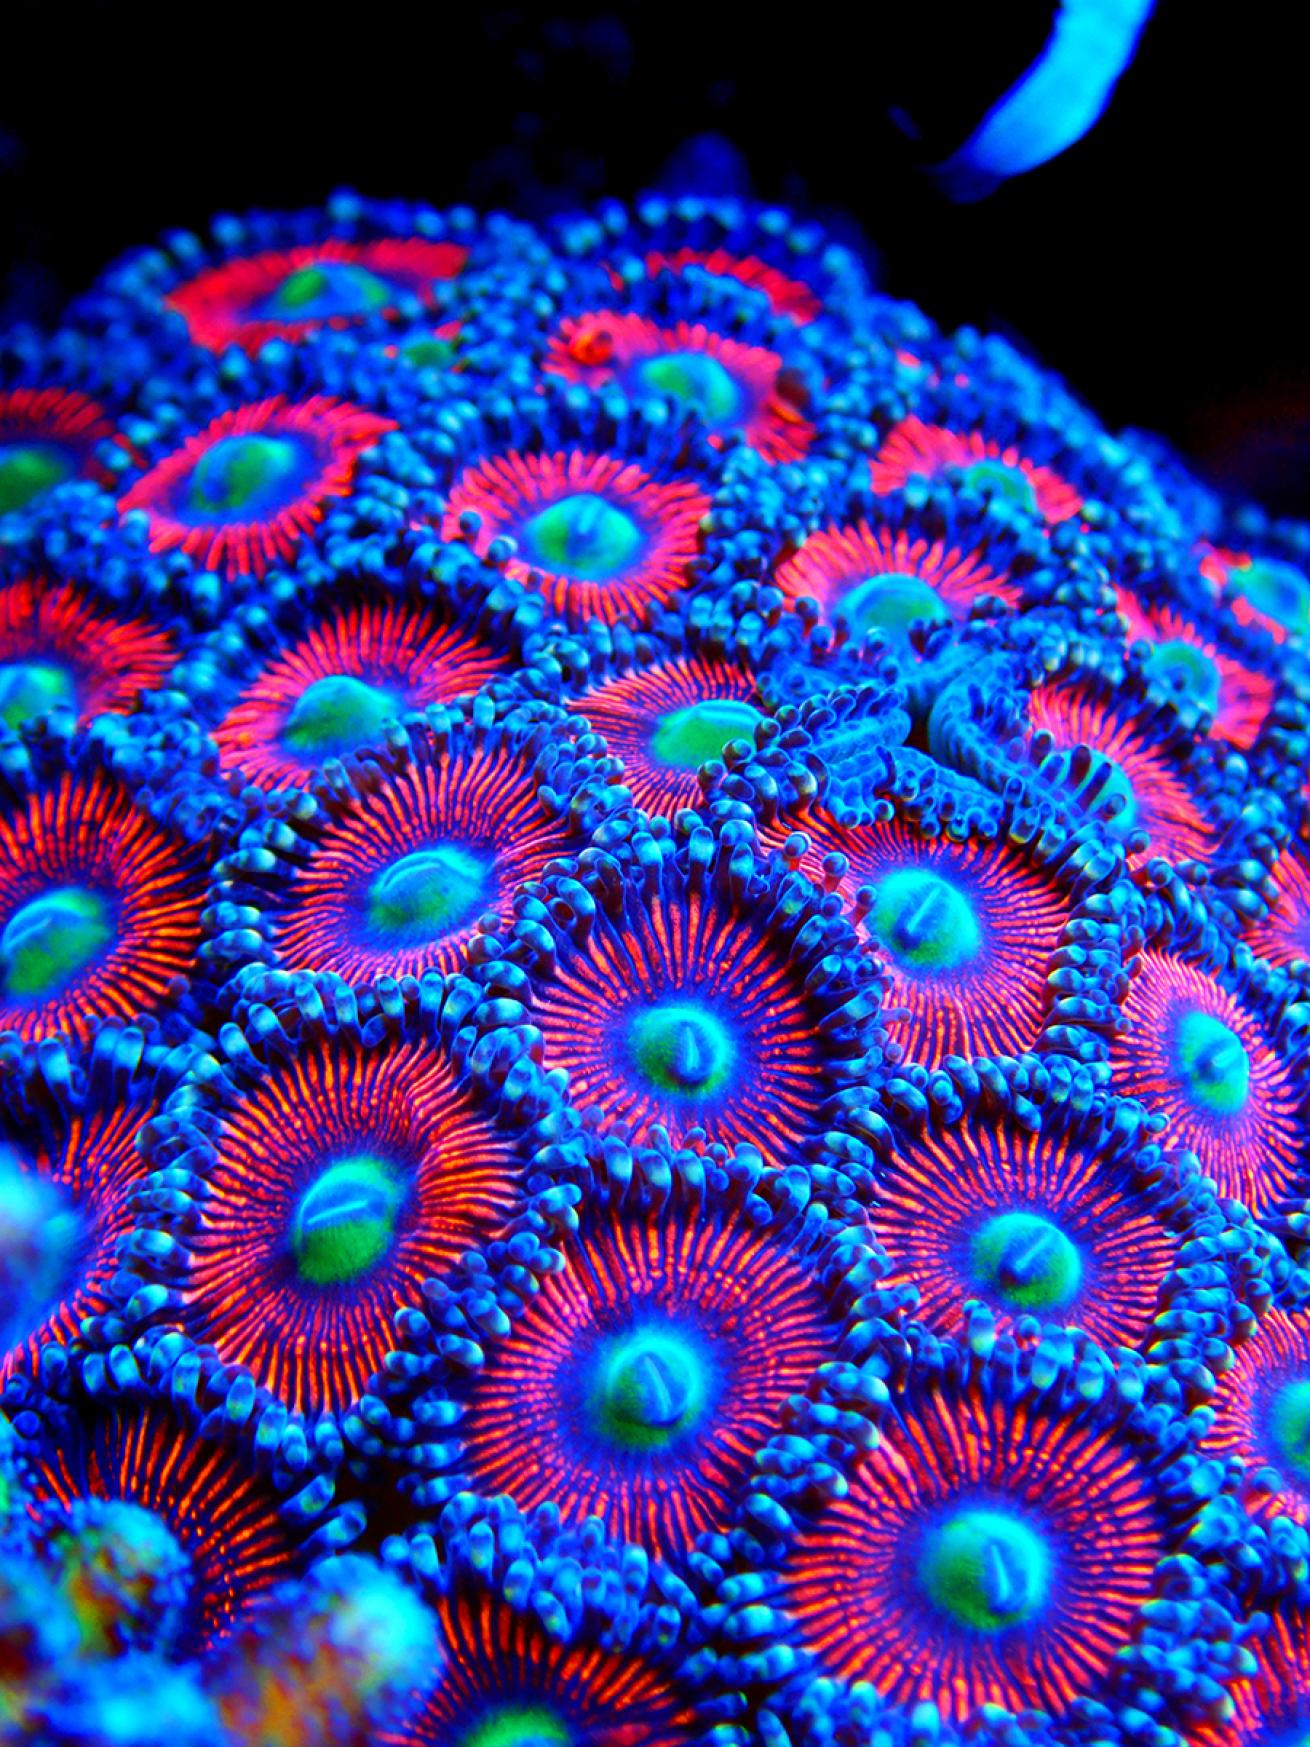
xmin=933 ymin=0 xmax=1155 ymax=201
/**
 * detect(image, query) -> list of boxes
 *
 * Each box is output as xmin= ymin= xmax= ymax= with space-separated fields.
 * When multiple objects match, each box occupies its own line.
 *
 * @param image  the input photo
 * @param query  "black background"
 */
xmin=2 ymin=3 xmax=1303 ymax=510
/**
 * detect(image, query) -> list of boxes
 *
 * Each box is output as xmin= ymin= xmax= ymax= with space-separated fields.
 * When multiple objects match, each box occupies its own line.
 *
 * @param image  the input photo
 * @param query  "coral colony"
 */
xmin=4 ymin=190 xmax=1310 ymax=1747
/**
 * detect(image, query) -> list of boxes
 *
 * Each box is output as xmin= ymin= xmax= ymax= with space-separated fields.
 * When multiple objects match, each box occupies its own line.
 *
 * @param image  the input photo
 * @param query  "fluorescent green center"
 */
xmin=461 ymin=1706 xmax=572 ymax=1747
xmin=401 ymin=335 xmax=458 ymax=370
xmin=632 ymin=352 xmax=743 ymax=425
xmin=1143 ymin=639 xmax=1222 ymax=714
xmin=520 ymin=493 xmax=644 ymax=581
xmin=648 ymin=698 xmax=762 ymax=769
xmin=1232 ymin=559 xmax=1310 ymax=637
xmin=366 ymin=846 xmax=490 ymax=943
xmin=838 ymin=572 xmax=950 ymax=645
xmin=0 ymin=661 xmax=77 ymax=729
xmin=962 ymin=458 xmax=1038 ymax=513
xmin=628 ymin=1002 xmax=736 ymax=1099
xmin=1270 ymin=1380 xmax=1310 ymax=1482
xmin=866 ymin=868 xmax=982 ymax=973
xmin=291 ymin=1156 xmax=405 ymax=1286
xmin=0 ymin=887 xmax=113 ymax=999
xmin=970 ymin=1212 xmax=1083 ymax=1310
xmin=281 ymin=674 xmax=401 ymax=760
xmin=1174 ymin=1009 xmax=1250 ymax=1115
xmin=186 ymin=434 xmax=302 ymax=519
xmin=589 ymin=1328 xmax=707 ymax=1451
xmin=266 ymin=262 xmax=392 ymax=318
xmin=919 ymin=1508 xmax=1051 ymax=1631
xmin=0 ymin=442 xmax=77 ymax=515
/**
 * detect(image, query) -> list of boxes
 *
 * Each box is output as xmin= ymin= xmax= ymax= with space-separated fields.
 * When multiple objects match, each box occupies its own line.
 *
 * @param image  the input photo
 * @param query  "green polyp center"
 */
xmin=402 ymin=336 xmax=456 ymax=369
xmin=962 ymin=458 xmax=1038 ymax=514
xmin=628 ymin=1002 xmax=736 ymax=1099
xmin=838 ymin=572 xmax=950 ymax=645
xmin=918 ymin=1508 xmax=1051 ymax=1632
xmin=1269 ymin=1379 xmax=1310 ymax=1482
xmin=291 ymin=1156 xmax=405 ymax=1286
xmin=267 ymin=262 xmax=392 ymax=318
xmin=648 ymin=697 xmax=762 ymax=769
xmin=0 ymin=660 xmax=77 ymax=729
xmin=366 ymin=846 xmax=490 ymax=942
xmin=1234 ymin=559 xmax=1310 ymax=636
xmin=186 ymin=434 xmax=303 ymax=519
xmin=1143 ymin=639 xmax=1222 ymax=713
xmin=590 ymin=1328 xmax=707 ymax=1451
xmin=281 ymin=673 xmax=401 ymax=760
xmin=633 ymin=351 xmax=743 ymax=425
xmin=520 ymin=493 xmax=644 ymax=581
xmin=460 ymin=1705 xmax=572 ymax=1747
xmin=867 ymin=867 xmax=982 ymax=974
xmin=1174 ymin=1009 xmax=1251 ymax=1115
xmin=0 ymin=443 xmax=76 ymax=516
xmin=969 ymin=1212 xmax=1083 ymax=1311
xmin=0 ymin=887 xmax=113 ymax=999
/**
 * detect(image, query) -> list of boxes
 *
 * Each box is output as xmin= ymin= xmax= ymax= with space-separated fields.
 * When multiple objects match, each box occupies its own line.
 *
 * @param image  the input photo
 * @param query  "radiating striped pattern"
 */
xmin=1247 ymin=848 xmax=1310 ymax=975
xmin=869 ymin=1117 xmax=1178 ymax=1350
xmin=773 ymin=521 xmax=1020 ymax=631
xmin=1193 ymin=1602 xmax=1310 ymax=1746
xmin=779 ymin=1375 xmax=1166 ymax=1722
xmin=119 ymin=396 xmax=396 ymax=580
xmin=165 ymin=239 xmax=468 ymax=354
xmin=211 ymin=591 xmax=510 ymax=791
xmin=529 ymin=887 xmax=837 ymax=1157
xmin=870 ymin=414 xmax=1083 ymax=524
xmin=1200 ymin=1308 xmax=1310 ymax=1524
xmin=272 ymin=740 xmax=575 ymax=984
xmin=1115 ymin=586 xmax=1274 ymax=750
xmin=1026 ymin=681 xmax=1216 ymax=865
xmin=0 ymin=770 xmax=206 ymax=1044
xmin=760 ymin=812 xmax=1069 ymax=1070
xmin=0 ymin=385 xmax=120 ymax=492
xmin=565 ymin=652 xmax=761 ymax=819
xmin=22 ymin=1396 xmax=300 ymax=1656
xmin=442 ymin=446 xmax=712 ymax=627
xmin=0 ymin=576 xmax=176 ymax=729
xmin=543 ymin=311 xmax=814 ymax=463
xmin=181 ymin=1033 xmax=521 ymax=1416
xmin=1 ymin=1094 xmax=154 ymax=1383
xmin=380 ymin=1584 xmax=695 ymax=1747
xmin=461 ymin=1202 xmax=833 ymax=1560
xmin=1109 ymin=950 xmax=1303 ymax=1219
xmin=635 ymin=247 xmax=822 ymax=324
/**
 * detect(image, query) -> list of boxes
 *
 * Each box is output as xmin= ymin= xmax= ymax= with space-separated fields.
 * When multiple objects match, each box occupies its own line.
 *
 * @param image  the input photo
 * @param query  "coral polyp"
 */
xmin=0 ymin=388 xmax=119 ymax=521
xmin=118 ymin=395 xmax=395 ymax=580
xmin=0 ymin=575 xmax=177 ymax=734
xmin=203 ymin=709 xmax=610 ymax=987
xmin=543 ymin=310 xmax=814 ymax=462
xmin=869 ymin=413 xmax=1084 ymax=525
xmin=443 ymin=445 xmax=711 ymax=628
xmin=2 ymin=188 xmax=1309 ymax=1740
xmin=167 ymin=240 xmax=468 ymax=355
xmin=4 ymin=1350 xmax=349 ymax=1660
xmin=721 ymin=1342 xmax=1257 ymax=1739
xmin=1108 ymin=941 xmax=1309 ymax=1231
xmin=125 ymin=975 xmax=555 ymax=1425
xmin=446 ymin=1147 xmax=889 ymax=1563
xmin=0 ymin=736 xmax=207 ymax=1046
xmin=774 ymin=518 xmax=1024 ymax=653
xmin=492 ymin=827 xmax=881 ymax=1158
